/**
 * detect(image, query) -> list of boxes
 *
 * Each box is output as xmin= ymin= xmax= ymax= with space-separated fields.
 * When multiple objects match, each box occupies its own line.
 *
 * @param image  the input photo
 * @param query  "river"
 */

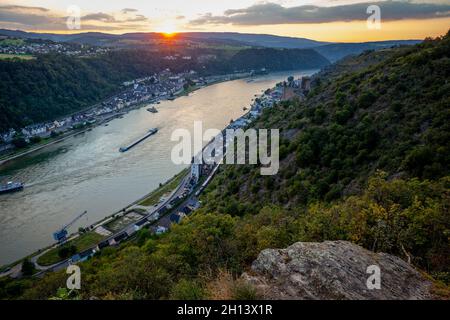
xmin=0 ymin=70 xmax=316 ymax=265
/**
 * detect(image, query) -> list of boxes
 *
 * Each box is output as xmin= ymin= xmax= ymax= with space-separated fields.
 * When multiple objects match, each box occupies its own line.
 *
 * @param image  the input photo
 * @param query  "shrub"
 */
xmin=170 ymin=279 xmax=205 ymax=300
xmin=58 ymin=245 xmax=77 ymax=259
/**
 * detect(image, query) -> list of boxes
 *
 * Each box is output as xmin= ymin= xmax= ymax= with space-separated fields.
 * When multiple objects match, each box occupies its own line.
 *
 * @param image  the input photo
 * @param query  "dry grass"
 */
xmin=205 ymin=269 xmax=235 ymax=300
xmin=205 ymin=269 xmax=260 ymax=300
xmin=0 ymin=53 xmax=35 ymax=60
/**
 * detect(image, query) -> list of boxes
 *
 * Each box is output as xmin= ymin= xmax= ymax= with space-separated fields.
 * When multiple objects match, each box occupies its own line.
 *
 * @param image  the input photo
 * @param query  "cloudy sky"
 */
xmin=0 ymin=0 xmax=449 ymax=41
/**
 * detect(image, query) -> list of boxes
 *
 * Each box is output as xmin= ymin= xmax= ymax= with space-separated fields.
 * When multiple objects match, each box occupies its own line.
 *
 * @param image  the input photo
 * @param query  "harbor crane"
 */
xmin=53 ymin=211 xmax=88 ymax=243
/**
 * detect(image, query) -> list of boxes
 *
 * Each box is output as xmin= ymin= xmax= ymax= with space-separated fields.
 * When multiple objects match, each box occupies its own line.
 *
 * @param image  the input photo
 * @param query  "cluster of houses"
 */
xmin=64 ymin=160 xmax=207 ymax=264
xmin=1 ymin=68 xmax=260 ymax=151
xmin=227 ymin=81 xmax=285 ymax=130
xmin=167 ymin=198 xmax=201 ymax=227
xmin=0 ymin=70 xmax=200 ymax=150
xmin=163 ymin=54 xmax=192 ymax=61
xmin=73 ymin=165 xmax=206 ymax=265
xmin=150 ymin=162 xmax=212 ymax=233
xmin=1 ymin=129 xmax=17 ymax=144
xmin=0 ymin=38 xmax=109 ymax=57
xmin=21 ymin=119 xmax=69 ymax=137
xmin=3 ymin=116 xmax=91 ymax=144
xmin=281 ymin=76 xmax=312 ymax=101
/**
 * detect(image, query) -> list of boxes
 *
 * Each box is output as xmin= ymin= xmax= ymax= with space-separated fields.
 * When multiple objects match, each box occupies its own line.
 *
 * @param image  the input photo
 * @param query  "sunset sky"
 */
xmin=0 ymin=0 xmax=449 ymax=42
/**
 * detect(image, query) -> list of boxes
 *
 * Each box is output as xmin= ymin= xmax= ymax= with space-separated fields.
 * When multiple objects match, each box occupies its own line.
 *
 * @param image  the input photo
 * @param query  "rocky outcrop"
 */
xmin=242 ymin=241 xmax=434 ymax=300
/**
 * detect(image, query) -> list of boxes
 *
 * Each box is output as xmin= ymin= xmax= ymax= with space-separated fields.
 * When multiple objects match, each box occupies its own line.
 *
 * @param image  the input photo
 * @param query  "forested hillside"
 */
xmin=315 ymin=40 xmax=421 ymax=62
xmin=1 ymin=32 xmax=448 ymax=300
xmin=203 ymin=33 xmax=449 ymax=209
xmin=0 ymin=51 xmax=147 ymax=132
xmin=0 ymin=47 xmax=329 ymax=132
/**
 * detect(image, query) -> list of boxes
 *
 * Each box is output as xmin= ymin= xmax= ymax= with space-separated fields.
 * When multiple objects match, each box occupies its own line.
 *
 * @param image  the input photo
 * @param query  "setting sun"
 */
xmin=162 ymin=32 xmax=177 ymax=38
xmin=157 ymin=21 xmax=177 ymax=36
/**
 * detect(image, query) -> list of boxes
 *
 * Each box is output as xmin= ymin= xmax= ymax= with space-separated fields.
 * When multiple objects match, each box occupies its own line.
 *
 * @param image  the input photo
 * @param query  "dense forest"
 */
xmin=0 ymin=47 xmax=329 ymax=132
xmin=204 ymin=35 xmax=450 ymax=208
xmin=0 ymin=32 xmax=449 ymax=299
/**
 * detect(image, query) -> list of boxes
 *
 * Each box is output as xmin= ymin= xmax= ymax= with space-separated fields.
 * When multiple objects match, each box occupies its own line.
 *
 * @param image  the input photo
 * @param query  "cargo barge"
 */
xmin=0 ymin=181 xmax=24 ymax=194
xmin=147 ymin=106 xmax=158 ymax=113
xmin=119 ymin=128 xmax=158 ymax=152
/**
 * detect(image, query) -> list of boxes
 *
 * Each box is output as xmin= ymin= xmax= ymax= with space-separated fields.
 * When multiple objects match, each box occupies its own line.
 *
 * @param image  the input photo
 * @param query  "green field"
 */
xmin=105 ymin=211 xmax=144 ymax=232
xmin=0 ymin=53 xmax=35 ymax=60
xmin=139 ymin=168 xmax=188 ymax=207
xmin=0 ymin=38 xmax=25 ymax=46
xmin=36 ymin=232 xmax=104 ymax=266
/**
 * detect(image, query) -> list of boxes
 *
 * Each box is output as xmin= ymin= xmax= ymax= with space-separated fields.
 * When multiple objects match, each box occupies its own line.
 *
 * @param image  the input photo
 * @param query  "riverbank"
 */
xmin=0 ymin=167 xmax=190 ymax=275
xmin=0 ymin=69 xmax=314 ymax=267
xmin=0 ymin=73 xmax=250 ymax=167
xmin=0 ymin=76 xmax=251 ymax=273
xmin=0 ymin=77 xmax=260 ymax=274
xmin=0 ymin=127 xmax=91 ymax=166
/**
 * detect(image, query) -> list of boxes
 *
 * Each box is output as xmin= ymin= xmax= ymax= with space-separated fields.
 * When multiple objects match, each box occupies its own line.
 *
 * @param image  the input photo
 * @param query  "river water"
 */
xmin=0 ymin=70 xmax=316 ymax=265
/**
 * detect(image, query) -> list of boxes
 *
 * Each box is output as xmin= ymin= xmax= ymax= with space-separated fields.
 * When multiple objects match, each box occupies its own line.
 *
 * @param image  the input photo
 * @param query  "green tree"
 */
xmin=170 ymin=279 xmax=205 ymax=299
xmin=12 ymin=137 xmax=27 ymax=148
xmin=58 ymin=245 xmax=77 ymax=259
xmin=21 ymin=258 xmax=35 ymax=276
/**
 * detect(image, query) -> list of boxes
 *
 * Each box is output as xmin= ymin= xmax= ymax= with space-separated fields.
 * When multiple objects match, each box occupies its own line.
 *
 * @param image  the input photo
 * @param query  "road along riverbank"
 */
xmin=0 ymin=70 xmax=317 ymax=266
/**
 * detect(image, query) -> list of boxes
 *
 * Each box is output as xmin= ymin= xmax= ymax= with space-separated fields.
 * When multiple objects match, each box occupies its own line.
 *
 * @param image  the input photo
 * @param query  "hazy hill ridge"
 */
xmin=0 ymin=46 xmax=328 ymax=132
xmin=0 ymin=28 xmax=420 ymax=61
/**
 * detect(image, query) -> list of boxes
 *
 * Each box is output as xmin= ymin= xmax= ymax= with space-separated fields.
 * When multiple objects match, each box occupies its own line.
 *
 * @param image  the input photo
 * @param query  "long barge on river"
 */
xmin=119 ymin=128 xmax=158 ymax=153
xmin=0 ymin=181 xmax=24 ymax=194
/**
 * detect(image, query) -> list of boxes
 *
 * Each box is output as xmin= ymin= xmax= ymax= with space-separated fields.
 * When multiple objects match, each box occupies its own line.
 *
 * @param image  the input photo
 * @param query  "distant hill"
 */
xmin=315 ymin=40 xmax=422 ymax=62
xmin=187 ymin=33 xmax=420 ymax=62
xmin=227 ymin=48 xmax=329 ymax=71
xmin=0 ymin=46 xmax=329 ymax=131
xmin=182 ymin=32 xmax=328 ymax=49
xmin=0 ymin=29 xmax=119 ymax=42
xmin=0 ymin=29 xmax=420 ymax=62
xmin=0 ymin=29 xmax=327 ymax=48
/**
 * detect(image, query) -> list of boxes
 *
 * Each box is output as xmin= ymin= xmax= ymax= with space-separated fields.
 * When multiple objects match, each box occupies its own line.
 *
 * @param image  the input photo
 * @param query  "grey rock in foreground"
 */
xmin=242 ymin=241 xmax=433 ymax=300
